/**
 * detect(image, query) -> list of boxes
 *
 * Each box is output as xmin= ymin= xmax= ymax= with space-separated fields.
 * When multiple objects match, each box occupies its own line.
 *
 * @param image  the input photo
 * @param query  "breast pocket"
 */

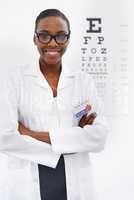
xmin=72 ymin=100 xmax=92 ymax=126
xmin=58 ymin=85 xmax=92 ymax=127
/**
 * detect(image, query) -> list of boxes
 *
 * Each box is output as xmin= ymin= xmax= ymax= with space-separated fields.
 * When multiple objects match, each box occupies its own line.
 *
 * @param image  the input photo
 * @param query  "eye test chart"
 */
xmin=80 ymin=18 xmax=108 ymax=101
xmin=78 ymin=5 xmax=129 ymax=117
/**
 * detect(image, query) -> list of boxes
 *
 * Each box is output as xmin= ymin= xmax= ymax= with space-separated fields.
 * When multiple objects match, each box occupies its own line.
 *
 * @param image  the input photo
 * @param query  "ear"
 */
xmin=65 ymin=38 xmax=70 ymax=47
xmin=33 ymin=34 xmax=37 ymax=45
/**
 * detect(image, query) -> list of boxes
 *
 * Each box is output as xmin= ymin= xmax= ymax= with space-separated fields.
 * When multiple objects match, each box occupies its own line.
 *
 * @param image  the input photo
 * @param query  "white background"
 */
xmin=0 ymin=0 xmax=134 ymax=200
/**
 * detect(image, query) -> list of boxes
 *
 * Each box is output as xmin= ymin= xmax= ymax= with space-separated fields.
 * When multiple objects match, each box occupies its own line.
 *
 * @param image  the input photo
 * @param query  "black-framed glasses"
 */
xmin=35 ymin=31 xmax=70 ymax=45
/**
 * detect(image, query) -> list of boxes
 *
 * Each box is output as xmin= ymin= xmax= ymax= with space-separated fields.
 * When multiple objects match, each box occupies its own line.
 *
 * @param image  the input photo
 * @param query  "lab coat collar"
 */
xmin=23 ymin=59 xmax=77 ymax=90
xmin=23 ymin=59 xmax=76 ymax=77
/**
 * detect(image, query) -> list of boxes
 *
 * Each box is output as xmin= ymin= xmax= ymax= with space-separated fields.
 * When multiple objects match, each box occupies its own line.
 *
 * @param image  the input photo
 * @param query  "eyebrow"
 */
xmin=36 ymin=29 xmax=68 ymax=34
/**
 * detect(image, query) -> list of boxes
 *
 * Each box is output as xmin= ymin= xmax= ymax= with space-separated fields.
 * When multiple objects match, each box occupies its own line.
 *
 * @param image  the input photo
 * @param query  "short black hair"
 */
xmin=35 ymin=9 xmax=70 ymax=32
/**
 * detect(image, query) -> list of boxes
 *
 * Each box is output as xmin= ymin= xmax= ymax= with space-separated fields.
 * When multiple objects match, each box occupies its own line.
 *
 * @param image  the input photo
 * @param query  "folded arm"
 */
xmin=18 ymin=75 xmax=108 ymax=155
xmin=18 ymin=112 xmax=97 ymax=144
xmin=48 ymin=76 xmax=109 ymax=154
xmin=0 ymin=70 xmax=60 ymax=168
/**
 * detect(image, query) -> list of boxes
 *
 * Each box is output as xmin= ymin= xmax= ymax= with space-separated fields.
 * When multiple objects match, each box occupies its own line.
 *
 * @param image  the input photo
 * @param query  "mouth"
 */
xmin=44 ymin=48 xmax=61 ymax=54
xmin=42 ymin=49 xmax=62 ymax=58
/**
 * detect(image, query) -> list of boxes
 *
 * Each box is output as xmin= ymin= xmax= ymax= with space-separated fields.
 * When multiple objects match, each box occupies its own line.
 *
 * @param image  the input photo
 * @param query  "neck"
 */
xmin=39 ymin=58 xmax=62 ymax=77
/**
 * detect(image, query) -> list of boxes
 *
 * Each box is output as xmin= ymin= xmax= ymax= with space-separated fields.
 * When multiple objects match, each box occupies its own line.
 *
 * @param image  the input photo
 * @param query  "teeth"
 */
xmin=45 ymin=49 xmax=60 ymax=53
xmin=47 ymin=51 xmax=58 ymax=53
xmin=45 ymin=50 xmax=60 ymax=55
xmin=48 ymin=52 xmax=58 ymax=55
xmin=47 ymin=51 xmax=58 ymax=52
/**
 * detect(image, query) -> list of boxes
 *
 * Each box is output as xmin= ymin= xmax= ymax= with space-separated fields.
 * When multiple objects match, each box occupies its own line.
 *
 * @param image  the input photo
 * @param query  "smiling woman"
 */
xmin=32 ymin=11 xmax=71 ymax=199
xmin=0 ymin=8 xmax=108 ymax=200
xmin=34 ymin=12 xmax=70 ymax=68
xmin=32 ymin=10 xmax=71 ymax=97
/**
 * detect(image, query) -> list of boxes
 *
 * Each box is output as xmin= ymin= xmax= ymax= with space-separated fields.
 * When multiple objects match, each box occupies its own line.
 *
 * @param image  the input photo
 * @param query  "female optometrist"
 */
xmin=0 ymin=9 xmax=109 ymax=200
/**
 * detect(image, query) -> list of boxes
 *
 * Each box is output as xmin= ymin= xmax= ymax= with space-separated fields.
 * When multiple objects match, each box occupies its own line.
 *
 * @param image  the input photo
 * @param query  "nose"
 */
xmin=48 ymin=38 xmax=58 ymax=47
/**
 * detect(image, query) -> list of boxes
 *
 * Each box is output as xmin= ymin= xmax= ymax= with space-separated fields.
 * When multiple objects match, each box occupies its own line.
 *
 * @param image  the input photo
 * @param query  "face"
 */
xmin=34 ymin=16 xmax=70 ymax=65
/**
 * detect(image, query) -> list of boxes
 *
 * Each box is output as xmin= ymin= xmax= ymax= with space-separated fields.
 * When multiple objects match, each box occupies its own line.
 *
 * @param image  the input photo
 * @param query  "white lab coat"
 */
xmin=0 ymin=61 xmax=108 ymax=200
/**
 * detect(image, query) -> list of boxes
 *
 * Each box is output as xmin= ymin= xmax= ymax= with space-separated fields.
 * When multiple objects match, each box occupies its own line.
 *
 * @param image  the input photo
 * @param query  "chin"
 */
xmin=45 ymin=59 xmax=61 ymax=65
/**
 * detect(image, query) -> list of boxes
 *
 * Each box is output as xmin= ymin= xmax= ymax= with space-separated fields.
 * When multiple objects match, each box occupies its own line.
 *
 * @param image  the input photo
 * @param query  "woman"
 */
xmin=0 ymin=9 xmax=108 ymax=200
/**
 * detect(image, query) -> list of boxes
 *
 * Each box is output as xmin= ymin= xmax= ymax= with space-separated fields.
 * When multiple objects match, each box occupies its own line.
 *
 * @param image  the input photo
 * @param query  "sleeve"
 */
xmin=49 ymin=73 xmax=109 ymax=154
xmin=0 ymin=68 xmax=60 ymax=168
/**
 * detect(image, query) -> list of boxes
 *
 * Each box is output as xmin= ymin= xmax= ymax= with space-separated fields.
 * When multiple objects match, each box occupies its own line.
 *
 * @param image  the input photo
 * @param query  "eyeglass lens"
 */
xmin=36 ymin=32 xmax=69 ymax=44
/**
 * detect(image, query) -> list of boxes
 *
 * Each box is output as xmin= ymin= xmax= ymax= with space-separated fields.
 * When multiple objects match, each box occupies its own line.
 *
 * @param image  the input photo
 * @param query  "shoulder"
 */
xmin=0 ymin=65 xmax=20 ymax=85
xmin=0 ymin=64 xmax=31 ymax=90
xmin=7 ymin=64 xmax=32 ymax=81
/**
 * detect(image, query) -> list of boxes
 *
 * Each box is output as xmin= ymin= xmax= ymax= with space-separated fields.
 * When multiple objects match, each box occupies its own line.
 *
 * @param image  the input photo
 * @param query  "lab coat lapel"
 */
xmin=23 ymin=61 xmax=76 ymax=90
xmin=57 ymin=66 xmax=76 ymax=90
xmin=23 ymin=62 xmax=51 ymax=90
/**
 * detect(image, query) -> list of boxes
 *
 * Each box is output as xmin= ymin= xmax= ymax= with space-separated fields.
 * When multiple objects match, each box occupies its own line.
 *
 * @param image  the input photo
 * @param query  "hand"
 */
xmin=78 ymin=112 xmax=97 ymax=128
xmin=18 ymin=122 xmax=30 ymax=135
xmin=18 ymin=122 xmax=51 ymax=144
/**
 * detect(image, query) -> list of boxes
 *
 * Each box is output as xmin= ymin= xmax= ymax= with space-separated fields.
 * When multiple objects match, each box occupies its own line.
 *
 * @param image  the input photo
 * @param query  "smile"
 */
xmin=44 ymin=49 xmax=61 ymax=57
xmin=45 ymin=49 xmax=61 ymax=53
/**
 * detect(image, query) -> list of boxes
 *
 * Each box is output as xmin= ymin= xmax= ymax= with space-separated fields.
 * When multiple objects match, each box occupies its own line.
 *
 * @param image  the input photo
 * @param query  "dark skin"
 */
xmin=18 ymin=16 xmax=97 ymax=144
xmin=35 ymin=16 xmax=69 ymax=97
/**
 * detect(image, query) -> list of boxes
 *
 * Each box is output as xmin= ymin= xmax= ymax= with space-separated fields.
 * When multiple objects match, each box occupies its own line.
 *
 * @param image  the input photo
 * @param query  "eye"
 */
xmin=56 ymin=34 xmax=66 ymax=39
xmin=56 ymin=34 xmax=68 ymax=43
xmin=38 ymin=33 xmax=51 ymax=42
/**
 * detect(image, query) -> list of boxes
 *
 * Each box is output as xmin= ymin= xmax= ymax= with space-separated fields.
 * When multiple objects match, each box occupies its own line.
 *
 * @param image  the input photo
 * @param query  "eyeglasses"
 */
xmin=35 ymin=31 xmax=70 ymax=45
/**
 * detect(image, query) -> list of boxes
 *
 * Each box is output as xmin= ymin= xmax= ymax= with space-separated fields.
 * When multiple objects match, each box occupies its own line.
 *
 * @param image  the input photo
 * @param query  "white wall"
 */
xmin=0 ymin=0 xmax=134 ymax=199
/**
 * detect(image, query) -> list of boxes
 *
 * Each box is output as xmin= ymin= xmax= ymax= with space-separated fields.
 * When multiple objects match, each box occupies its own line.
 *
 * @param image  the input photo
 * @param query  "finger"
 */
xmin=18 ymin=122 xmax=24 ymax=128
xmin=79 ymin=114 xmax=87 ymax=123
xmin=79 ymin=112 xmax=97 ymax=127
xmin=18 ymin=124 xmax=23 ymax=132
xmin=78 ymin=114 xmax=88 ymax=127
xmin=89 ymin=112 xmax=97 ymax=118
xmin=86 ymin=112 xmax=97 ymax=120
xmin=86 ymin=118 xmax=95 ymax=125
xmin=79 ymin=117 xmax=94 ymax=127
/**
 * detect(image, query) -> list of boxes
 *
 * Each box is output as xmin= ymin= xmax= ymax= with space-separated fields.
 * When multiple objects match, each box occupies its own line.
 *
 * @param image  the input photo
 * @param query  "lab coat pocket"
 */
xmin=72 ymin=100 xmax=92 ymax=126
xmin=7 ymin=165 xmax=33 ymax=200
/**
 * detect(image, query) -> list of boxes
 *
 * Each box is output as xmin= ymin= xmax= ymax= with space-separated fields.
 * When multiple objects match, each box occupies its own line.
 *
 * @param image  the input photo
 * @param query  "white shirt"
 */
xmin=0 ymin=62 xmax=109 ymax=200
